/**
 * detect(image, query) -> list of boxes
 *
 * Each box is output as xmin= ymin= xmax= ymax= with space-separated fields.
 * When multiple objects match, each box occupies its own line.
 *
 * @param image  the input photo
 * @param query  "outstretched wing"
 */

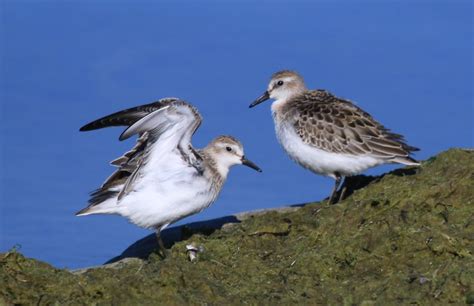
xmin=84 ymin=99 xmax=203 ymax=207
xmin=79 ymin=97 xmax=181 ymax=132
xmin=288 ymin=90 xmax=419 ymax=162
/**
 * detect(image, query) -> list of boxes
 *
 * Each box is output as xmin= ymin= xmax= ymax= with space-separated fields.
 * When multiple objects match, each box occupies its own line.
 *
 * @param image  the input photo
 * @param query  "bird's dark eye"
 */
xmin=277 ymin=80 xmax=284 ymax=86
xmin=226 ymin=146 xmax=232 ymax=152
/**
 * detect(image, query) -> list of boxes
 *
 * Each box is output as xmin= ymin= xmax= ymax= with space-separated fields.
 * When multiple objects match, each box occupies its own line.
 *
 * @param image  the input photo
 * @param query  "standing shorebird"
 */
xmin=249 ymin=70 xmax=419 ymax=204
xmin=76 ymin=98 xmax=261 ymax=256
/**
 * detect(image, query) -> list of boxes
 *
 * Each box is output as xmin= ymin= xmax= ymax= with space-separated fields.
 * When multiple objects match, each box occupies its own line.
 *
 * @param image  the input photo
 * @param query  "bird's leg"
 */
xmin=328 ymin=173 xmax=343 ymax=204
xmin=155 ymin=230 xmax=168 ymax=258
xmin=338 ymin=176 xmax=350 ymax=203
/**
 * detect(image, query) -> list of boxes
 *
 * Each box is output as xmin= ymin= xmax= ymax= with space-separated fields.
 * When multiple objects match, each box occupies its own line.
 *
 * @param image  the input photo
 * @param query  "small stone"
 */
xmin=186 ymin=243 xmax=201 ymax=262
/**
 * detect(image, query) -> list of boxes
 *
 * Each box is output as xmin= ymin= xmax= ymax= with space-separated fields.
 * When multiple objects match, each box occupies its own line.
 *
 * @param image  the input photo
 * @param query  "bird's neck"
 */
xmin=271 ymin=95 xmax=295 ymax=116
xmin=271 ymin=98 xmax=288 ymax=115
xmin=200 ymin=150 xmax=228 ymax=184
xmin=271 ymin=89 xmax=305 ymax=115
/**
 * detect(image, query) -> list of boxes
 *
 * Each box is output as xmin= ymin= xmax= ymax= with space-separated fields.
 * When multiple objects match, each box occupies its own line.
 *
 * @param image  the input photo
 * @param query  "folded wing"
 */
xmin=290 ymin=90 xmax=419 ymax=164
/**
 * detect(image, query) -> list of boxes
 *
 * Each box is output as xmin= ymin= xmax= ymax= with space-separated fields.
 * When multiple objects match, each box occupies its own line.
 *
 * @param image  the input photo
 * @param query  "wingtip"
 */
xmin=79 ymin=123 xmax=94 ymax=132
xmin=396 ymin=156 xmax=420 ymax=166
xmin=75 ymin=207 xmax=91 ymax=216
xmin=118 ymin=131 xmax=129 ymax=141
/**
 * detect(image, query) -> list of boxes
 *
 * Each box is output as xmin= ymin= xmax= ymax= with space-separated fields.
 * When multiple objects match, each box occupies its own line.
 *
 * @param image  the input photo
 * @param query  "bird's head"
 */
xmin=206 ymin=135 xmax=261 ymax=178
xmin=250 ymin=70 xmax=306 ymax=108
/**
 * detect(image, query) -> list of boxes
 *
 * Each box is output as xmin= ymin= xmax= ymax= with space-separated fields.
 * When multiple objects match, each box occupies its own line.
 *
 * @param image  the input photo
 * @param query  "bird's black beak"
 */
xmin=249 ymin=91 xmax=270 ymax=108
xmin=241 ymin=156 xmax=262 ymax=172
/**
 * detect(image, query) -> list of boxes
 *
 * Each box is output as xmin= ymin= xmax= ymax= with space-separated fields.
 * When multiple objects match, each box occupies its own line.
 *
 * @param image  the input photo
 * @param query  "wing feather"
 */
xmin=288 ymin=90 xmax=419 ymax=162
xmin=79 ymin=98 xmax=181 ymax=131
xmin=82 ymin=99 xmax=203 ymax=208
xmin=119 ymin=106 xmax=171 ymax=141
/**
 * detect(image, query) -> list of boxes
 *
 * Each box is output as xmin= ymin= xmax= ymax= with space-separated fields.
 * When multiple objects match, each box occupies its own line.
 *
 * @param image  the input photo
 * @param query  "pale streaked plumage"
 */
xmin=76 ymin=98 xmax=261 ymax=255
xmin=250 ymin=70 xmax=419 ymax=203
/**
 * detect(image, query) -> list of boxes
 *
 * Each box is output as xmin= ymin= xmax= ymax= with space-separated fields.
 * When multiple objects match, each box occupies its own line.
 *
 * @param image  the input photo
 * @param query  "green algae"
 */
xmin=1 ymin=148 xmax=473 ymax=305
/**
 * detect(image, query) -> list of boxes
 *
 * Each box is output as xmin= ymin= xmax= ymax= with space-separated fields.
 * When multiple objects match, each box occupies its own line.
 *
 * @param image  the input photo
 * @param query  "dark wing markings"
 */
xmin=290 ymin=90 xmax=419 ymax=160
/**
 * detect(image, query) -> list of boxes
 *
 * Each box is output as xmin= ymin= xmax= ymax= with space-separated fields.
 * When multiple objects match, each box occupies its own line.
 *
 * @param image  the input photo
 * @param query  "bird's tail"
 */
xmin=392 ymin=155 xmax=420 ymax=166
xmin=75 ymin=198 xmax=118 ymax=216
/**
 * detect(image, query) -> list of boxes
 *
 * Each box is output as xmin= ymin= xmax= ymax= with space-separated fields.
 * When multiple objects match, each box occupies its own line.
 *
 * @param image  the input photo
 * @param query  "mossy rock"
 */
xmin=1 ymin=148 xmax=473 ymax=305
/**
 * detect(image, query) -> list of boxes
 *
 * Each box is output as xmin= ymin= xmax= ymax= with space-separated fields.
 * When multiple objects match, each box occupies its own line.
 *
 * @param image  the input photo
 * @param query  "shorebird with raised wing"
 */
xmin=77 ymin=98 xmax=261 ymax=256
xmin=250 ymin=70 xmax=419 ymax=204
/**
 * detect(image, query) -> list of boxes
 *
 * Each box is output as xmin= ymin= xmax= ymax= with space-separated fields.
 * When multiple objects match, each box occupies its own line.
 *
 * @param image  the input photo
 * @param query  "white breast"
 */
xmin=272 ymin=106 xmax=384 ymax=178
xmin=117 ymin=151 xmax=219 ymax=229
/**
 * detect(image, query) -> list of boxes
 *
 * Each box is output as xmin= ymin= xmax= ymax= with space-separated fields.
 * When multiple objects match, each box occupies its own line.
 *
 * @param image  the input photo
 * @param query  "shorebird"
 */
xmin=249 ymin=70 xmax=419 ymax=204
xmin=76 ymin=98 xmax=261 ymax=256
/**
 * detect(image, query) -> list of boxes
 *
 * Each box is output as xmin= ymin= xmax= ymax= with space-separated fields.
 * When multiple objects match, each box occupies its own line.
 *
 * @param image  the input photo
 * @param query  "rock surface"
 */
xmin=1 ymin=149 xmax=473 ymax=304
